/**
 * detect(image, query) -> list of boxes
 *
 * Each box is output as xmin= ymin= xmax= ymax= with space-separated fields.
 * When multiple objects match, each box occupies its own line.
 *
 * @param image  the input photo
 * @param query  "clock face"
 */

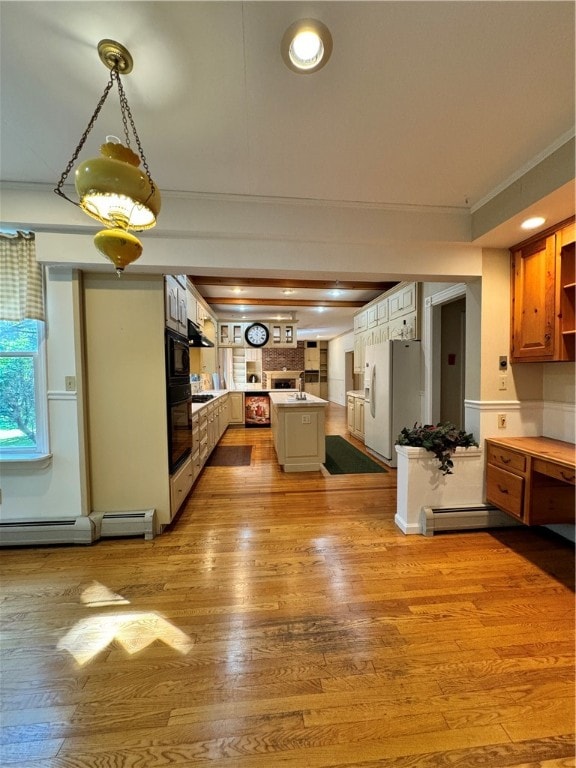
xmin=245 ymin=323 xmax=269 ymax=348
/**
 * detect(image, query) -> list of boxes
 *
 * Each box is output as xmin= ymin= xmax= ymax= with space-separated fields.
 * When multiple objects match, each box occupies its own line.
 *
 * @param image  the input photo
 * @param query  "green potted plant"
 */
xmin=396 ymin=422 xmax=479 ymax=475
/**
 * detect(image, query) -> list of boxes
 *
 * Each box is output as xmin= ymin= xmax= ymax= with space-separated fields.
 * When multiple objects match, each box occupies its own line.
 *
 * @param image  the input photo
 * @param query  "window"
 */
xmin=0 ymin=319 xmax=48 ymax=458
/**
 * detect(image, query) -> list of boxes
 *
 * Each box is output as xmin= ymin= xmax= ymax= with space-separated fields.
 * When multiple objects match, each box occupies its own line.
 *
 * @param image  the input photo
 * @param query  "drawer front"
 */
xmin=170 ymin=457 xmax=194 ymax=514
xmin=486 ymin=465 xmax=524 ymax=519
xmin=533 ymin=459 xmax=576 ymax=485
xmin=487 ymin=444 xmax=526 ymax=474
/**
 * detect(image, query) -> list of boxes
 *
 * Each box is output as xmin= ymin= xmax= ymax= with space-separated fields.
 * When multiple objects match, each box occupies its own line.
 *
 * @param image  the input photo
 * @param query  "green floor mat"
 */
xmin=324 ymin=435 xmax=388 ymax=474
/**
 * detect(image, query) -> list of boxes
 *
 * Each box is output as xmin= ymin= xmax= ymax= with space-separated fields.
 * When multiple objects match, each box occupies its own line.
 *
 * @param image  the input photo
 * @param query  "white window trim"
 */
xmin=0 ymin=319 xmax=51 ymax=466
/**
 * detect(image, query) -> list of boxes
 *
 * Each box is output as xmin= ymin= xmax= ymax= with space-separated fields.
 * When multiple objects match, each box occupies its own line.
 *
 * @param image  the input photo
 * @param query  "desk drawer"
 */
xmin=533 ymin=459 xmax=575 ymax=485
xmin=486 ymin=465 xmax=524 ymax=519
xmin=487 ymin=444 xmax=526 ymax=474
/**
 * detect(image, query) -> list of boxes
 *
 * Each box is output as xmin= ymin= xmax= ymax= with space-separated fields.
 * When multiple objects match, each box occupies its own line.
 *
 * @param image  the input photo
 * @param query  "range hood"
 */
xmin=188 ymin=320 xmax=214 ymax=348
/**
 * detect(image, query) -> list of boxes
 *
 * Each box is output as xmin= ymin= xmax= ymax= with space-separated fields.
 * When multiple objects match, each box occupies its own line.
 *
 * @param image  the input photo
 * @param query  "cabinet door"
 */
xmin=354 ymin=398 xmax=364 ymax=439
xmin=347 ymin=397 xmax=355 ymax=432
xmin=177 ymin=288 xmax=188 ymax=335
xmin=377 ymin=298 xmax=389 ymax=324
xmin=229 ymin=392 xmax=244 ymax=423
xmin=165 ymin=276 xmax=180 ymax=332
xmin=511 ymin=235 xmax=556 ymax=361
xmin=559 ymin=241 xmax=575 ymax=361
xmin=367 ymin=306 xmax=378 ymax=328
xmin=354 ymin=311 xmax=367 ymax=332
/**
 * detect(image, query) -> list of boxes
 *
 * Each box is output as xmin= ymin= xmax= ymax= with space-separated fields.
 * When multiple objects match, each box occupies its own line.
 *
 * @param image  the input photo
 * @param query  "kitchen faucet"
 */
xmin=297 ymin=372 xmax=306 ymax=399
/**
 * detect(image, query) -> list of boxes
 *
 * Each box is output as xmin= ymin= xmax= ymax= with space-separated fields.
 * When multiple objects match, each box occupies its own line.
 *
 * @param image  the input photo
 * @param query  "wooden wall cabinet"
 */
xmin=510 ymin=218 xmax=575 ymax=363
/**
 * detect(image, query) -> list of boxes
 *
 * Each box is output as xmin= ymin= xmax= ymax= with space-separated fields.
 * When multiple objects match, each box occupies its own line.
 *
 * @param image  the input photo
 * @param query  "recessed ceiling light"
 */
xmin=281 ymin=19 xmax=333 ymax=74
xmin=330 ymin=289 xmax=342 ymax=297
xmin=231 ymin=287 xmax=244 ymax=294
xmin=283 ymin=289 xmax=295 ymax=295
xmin=521 ymin=216 xmax=546 ymax=230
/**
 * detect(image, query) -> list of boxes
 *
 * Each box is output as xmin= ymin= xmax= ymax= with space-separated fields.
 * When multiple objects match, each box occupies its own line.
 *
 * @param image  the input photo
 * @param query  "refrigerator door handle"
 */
xmin=370 ymin=365 xmax=376 ymax=419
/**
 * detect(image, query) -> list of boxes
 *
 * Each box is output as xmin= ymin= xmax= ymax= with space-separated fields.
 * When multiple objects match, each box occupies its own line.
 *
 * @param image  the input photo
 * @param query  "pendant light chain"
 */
xmin=54 ymin=64 xmax=155 ymax=202
xmin=54 ymin=70 xmax=116 ymax=204
xmin=115 ymin=72 xmax=156 ymax=196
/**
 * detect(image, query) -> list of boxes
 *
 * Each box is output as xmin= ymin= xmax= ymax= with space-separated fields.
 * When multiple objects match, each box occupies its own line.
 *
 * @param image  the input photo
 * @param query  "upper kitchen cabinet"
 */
xmin=218 ymin=322 xmax=245 ymax=347
xmin=510 ymin=218 xmax=575 ymax=363
xmin=270 ymin=323 xmax=296 ymax=348
xmin=164 ymin=275 xmax=188 ymax=336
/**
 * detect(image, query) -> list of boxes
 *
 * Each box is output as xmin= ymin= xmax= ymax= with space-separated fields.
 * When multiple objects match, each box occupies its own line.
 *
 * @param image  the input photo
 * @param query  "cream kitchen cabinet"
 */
xmin=347 ymin=392 xmax=365 ymax=441
xmin=164 ymin=275 xmax=188 ymax=336
xmin=388 ymin=282 xmax=417 ymax=321
xmin=353 ymin=282 xmax=420 ymax=372
xmin=305 ymin=342 xmax=321 ymax=367
xmin=354 ymin=310 xmax=368 ymax=333
xmin=367 ymin=304 xmax=378 ymax=328
xmin=170 ymin=455 xmax=194 ymax=517
xmin=389 ymin=311 xmax=417 ymax=340
xmin=270 ymin=323 xmax=297 ymax=347
xmin=377 ymin=297 xmax=389 ymax=325
xmin=218 ymin=322 xmax=245 ymax=346
xmin=228 ymin=392 xmax=245 ymax=423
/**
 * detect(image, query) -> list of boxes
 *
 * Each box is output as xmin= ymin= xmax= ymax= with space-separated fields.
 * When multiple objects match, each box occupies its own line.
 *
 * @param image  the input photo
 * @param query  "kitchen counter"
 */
xmin=269 ymin=391 xmax=328 ymax=407
xmin=269 ymin=392 xmax=328 ymax=472
xmin=346 ymin=390 xmax=365 ymax=398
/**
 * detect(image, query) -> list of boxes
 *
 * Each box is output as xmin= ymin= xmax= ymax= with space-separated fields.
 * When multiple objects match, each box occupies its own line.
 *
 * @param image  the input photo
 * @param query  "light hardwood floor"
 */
xmin=1 ymin=403 xmax=574 ymax=767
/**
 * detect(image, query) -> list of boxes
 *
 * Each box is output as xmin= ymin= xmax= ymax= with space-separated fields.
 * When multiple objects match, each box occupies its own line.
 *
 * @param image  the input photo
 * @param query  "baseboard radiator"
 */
xmin=420 ymin=504 xmax=522 ymax=537
xmin=0 ymin=509 xmax=157 ymax=546
xmin=90 ymin=510 xmax=157 ymax=541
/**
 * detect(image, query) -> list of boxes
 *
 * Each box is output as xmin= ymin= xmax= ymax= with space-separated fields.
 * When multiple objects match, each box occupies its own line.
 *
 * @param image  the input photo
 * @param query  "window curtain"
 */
xmin=0 ymin=231 xmax=45 ymax=321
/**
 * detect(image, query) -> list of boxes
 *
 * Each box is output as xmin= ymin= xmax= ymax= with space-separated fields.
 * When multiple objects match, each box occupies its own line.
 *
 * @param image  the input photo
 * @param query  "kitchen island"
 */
xmin=269 ymin=391 xmax=328 ymax=472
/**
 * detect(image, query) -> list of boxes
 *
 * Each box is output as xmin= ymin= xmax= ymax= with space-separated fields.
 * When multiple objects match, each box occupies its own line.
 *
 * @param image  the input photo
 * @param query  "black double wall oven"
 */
xmin=165 ymin=328 xmax=192 ymax=473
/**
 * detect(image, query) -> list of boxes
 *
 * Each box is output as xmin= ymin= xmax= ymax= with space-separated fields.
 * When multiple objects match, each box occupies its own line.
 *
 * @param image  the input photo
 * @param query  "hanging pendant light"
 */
xmin=54 ymin=40 xmax=160 ymax=275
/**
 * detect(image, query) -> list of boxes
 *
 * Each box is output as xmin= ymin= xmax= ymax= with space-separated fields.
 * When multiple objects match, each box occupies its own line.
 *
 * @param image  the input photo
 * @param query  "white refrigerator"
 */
xmin=364 ymin=340 xmax=421 ymax=467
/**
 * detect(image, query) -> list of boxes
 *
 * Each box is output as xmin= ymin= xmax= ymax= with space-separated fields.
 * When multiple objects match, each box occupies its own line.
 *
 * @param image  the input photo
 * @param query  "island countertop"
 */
xmin=268 ymin=392 xmax=328 ymax=407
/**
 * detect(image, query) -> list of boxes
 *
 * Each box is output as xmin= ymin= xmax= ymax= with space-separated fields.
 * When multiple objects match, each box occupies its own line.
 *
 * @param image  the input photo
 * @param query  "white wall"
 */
xmin=1 ymin=268 xmax=88 ymax=520
xmin=328 ymin=331 xmax=354 ymax=405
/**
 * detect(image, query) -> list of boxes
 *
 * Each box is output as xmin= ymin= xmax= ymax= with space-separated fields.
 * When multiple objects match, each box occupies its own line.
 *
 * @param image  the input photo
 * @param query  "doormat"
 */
xmin=206 ymin=445 xmax=252 ymax=467
xmin=324 ymin=435 xmax=387 ymax=475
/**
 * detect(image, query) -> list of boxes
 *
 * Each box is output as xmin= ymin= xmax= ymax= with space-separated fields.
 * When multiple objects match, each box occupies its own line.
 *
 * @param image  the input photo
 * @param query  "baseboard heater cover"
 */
xmin=0 ymin=510 xmax=157 ymax=546
xmin=0 ymin=516 xmax=95 ymax=546
xmin=420 ymin=504 xmax=522 ymax=537
xmin=89 ymin=510 xmax=157 ymax=541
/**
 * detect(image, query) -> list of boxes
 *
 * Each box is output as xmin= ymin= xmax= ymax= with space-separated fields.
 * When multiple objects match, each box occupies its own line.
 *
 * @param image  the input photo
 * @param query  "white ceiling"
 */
xmin=1 ymin=1 xmax=574 ymax=338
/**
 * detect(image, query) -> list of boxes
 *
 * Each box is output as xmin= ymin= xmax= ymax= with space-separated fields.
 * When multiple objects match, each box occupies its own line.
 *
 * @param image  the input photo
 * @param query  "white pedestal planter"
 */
xmin=395 ymin=445 xmax=484 ymax=534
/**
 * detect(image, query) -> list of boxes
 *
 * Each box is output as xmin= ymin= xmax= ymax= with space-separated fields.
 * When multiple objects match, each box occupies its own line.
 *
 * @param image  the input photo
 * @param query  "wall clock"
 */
xmin=245 ymin=322 xmax=269 ymax=348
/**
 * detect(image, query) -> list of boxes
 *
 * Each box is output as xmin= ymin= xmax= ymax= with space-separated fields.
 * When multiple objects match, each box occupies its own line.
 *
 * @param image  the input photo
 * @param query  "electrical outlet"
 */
xmin=302 ymin=415 xmax=311 ymax=424
xmin=497 ymin=413 xmax=507 ymax=429
xmin=65 ymin=376 xmax=76 ymax=392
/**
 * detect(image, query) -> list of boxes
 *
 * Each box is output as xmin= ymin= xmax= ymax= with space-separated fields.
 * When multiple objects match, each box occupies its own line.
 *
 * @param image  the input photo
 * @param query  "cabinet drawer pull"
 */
xmin=499 ymin=455 xmax=511 ymax=464
xmin=497 ymin=485 xmax=509 ymax=494
xmin=561 ymin=471 xmax=575 ymax=482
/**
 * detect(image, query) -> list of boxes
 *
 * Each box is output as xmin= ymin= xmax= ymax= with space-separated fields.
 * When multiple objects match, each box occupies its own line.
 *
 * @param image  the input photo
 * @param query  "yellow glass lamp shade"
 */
xmin=94 ymin=228 xmax=143 ymax=275
xmin=75 ymin=141 xmax=161 ymax=231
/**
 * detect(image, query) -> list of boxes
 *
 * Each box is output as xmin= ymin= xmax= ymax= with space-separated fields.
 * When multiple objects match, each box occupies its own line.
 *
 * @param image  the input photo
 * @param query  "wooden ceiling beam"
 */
xmin=188 ymin=276 xmax=396 ymax=292
xmin=206 ymin=297 xmax=366 ymax=308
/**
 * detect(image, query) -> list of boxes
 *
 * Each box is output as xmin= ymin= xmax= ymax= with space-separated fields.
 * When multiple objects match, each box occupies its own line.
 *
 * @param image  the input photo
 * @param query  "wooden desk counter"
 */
xmin=485 ymin=436 xmax=575 ymax=526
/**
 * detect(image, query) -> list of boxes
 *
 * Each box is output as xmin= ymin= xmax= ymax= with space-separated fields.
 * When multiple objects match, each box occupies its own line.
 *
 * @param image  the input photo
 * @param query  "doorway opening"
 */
xmin=423 ymin=283 xmax=467 ymax=428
